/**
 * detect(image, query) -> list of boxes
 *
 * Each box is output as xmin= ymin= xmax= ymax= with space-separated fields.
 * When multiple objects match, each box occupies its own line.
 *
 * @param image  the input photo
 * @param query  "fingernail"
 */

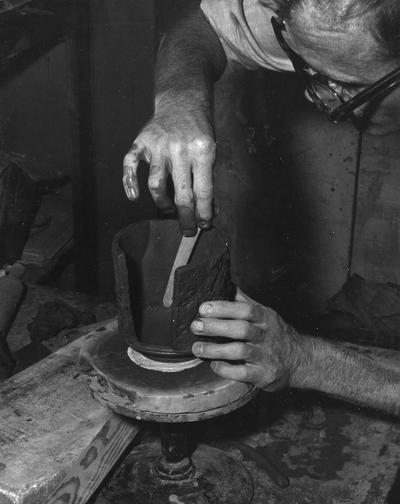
xmin=198 ymin=220 xmax=211 ymax=230
xmin=199 ymin=303 xmax=213 ymax=315
xmin=191 ymin=320 xmax=204 ymax=332
xmin=126 ymin=187 xmax=137 ymax=200
xmin=192 ymin=343 xmax=203 ymax=355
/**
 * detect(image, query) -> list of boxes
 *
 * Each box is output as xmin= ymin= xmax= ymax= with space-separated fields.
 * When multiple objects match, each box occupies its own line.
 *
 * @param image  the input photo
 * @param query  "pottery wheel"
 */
xmin=79 ymin=329 xmax=257 ymax=423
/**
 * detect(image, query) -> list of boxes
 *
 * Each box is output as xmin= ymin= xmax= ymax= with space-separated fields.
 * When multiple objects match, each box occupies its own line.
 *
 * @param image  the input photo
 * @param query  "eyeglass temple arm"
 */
xmin=330 ymin=67 xmax=400 ymax=121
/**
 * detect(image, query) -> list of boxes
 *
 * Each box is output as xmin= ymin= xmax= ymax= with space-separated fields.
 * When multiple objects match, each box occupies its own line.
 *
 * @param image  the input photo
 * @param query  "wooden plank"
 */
xmin=6 ymin=284 xmax=116 ymax=353
xmin=46 ymin=414 xmax=139 ymax=504
xmin=0 ymin=4 xmax=70 ymax=78
xmin=86 ymin=0 xmax=156 ymax=294
xmin=0 ymin=39 xmax=74 ymax=180
xmin=22 ymin=190 xmax=73 ymax=280
xmin=351 ymin=132 xmax=400 ymax=283
xmin=0 ymin=1 xmax=31 ymax=16
xmin=70 ymin=0 xmax=97 ymax=293
xmin=0 ymin=158 xmax=38 ymax=265
xmin=0 ymin=319 xmax=140 ymax=504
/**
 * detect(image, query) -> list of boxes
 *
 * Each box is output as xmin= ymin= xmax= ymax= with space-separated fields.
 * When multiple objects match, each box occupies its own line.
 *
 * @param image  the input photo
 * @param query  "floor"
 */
xmin=94 ymin=391 xmax=400 ymax=504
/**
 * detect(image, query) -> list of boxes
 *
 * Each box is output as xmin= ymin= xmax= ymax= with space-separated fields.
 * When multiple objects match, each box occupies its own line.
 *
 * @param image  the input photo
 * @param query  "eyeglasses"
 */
xmin=271 ymin=15 xmax=400 ymax=123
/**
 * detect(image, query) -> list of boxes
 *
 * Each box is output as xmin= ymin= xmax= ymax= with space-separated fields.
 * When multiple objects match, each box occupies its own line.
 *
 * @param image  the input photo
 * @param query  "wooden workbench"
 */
xmin=0 ymin=319 xmax=140 ymax=504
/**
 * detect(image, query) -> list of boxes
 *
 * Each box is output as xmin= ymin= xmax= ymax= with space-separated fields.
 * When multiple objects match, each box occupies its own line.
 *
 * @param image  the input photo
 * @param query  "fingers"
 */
xmin=124 ymin=129 xmax=216 ymax=235
xmin=209 ymin=361 xmax=263 ymax=384
xmin=198 ymin=301 xmax=265 ymax=325
xmin=192 ymin=340 xmax=259 ymax=363
xmin=191 ymin=138 xmax=215 ymax=229
xmin=170 ymin=143 xmax=197 ymax=236
xmin=210 ymin=361 xmax=287 ymax=392
xmin=148 ymin=154 xmax=174 ymax=212
xmin=123 ymin=141 xmax=147 ymax=200
xmin=191 ymin=317 xmax=262 ymax=342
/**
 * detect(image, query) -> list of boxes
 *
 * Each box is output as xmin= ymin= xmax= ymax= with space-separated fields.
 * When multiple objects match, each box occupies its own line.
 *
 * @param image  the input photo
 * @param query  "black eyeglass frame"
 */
xmin=271 ymin=15 xmax=400 ymax=123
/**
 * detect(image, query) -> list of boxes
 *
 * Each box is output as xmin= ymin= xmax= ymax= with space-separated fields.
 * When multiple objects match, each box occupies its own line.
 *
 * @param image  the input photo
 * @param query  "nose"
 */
xmin=352 ymin=105 xmax=366 ymax=119
xmin=349 ymin=97 xmax=372 ymax=120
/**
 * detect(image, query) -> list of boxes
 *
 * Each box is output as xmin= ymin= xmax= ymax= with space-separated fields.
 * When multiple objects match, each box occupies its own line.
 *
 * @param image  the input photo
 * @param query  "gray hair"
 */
xmin=262 ymin=0 xmax=400 ymax=62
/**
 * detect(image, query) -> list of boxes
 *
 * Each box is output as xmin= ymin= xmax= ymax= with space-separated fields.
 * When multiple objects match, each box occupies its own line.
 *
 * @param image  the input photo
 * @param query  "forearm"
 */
xmin=291 ymin=336 xmax=400 ymax=417
xmin=155 ymin=5 xmax=227 ymax=115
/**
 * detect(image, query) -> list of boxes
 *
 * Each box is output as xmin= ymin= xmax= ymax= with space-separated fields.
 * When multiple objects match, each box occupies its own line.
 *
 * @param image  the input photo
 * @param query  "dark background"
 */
xmin=1 ymin=0 xmax=399 ymax=320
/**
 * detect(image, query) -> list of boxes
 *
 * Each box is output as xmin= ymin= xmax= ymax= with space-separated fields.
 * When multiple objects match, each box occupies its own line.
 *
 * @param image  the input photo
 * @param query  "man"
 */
xmin=123 ymin=0 xmax=400 ymax=416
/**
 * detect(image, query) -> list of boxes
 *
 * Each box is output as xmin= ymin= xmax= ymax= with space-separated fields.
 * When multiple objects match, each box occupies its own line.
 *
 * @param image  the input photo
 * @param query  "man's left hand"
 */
xmin=191 ymin=291 xmax=304 ymax=391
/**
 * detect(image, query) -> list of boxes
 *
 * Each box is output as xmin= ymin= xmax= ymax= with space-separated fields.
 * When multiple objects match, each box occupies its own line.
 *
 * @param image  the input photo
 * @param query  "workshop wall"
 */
xmin=0 ymin=40 xmax=75 ymax=179
xmin=216 ymin=66 xmax=400 ymax=319
xmin=272 ymin=86 xmax=400 ymax=317
xmin=281 ymin=89 xmax=360 ymax=315
xmin=211 ymin=67 xmax=360 ymax=318
xmin=352 ymin=133 xmax=400 ymax=284
xmin=280 ymin=95 xmax=400 ymax=317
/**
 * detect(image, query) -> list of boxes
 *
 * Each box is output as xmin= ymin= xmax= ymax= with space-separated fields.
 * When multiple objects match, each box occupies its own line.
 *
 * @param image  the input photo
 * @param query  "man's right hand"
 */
xmin=123 ymin=105 xmax=216 ymax=236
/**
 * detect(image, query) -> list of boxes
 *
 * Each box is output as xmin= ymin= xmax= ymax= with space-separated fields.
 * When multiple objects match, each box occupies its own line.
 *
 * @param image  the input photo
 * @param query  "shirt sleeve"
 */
xmin=200 ymin=0 xmax=294 ymax=72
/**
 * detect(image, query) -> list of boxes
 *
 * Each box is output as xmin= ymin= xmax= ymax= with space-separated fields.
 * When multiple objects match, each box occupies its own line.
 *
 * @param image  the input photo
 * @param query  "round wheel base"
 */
xmin=102 ymin=442 xmax=254 ymax=504
xmin=80 ymin=330 xmax=257 ymax=422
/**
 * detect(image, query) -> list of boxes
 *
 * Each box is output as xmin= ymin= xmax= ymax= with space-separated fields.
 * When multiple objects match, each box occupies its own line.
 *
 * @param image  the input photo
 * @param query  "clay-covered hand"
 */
xmin=191 ymin=290 xmax=304 ymax=391
xmin=123 ymin=106 xmax=216 ymax=237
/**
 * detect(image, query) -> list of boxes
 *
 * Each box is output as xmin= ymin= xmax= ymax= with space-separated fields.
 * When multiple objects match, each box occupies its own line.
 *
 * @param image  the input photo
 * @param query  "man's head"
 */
xmin=268 ymin=0 xmax=400 ymax=61
xmin=265 ymin=0 xmax=400 ymax=134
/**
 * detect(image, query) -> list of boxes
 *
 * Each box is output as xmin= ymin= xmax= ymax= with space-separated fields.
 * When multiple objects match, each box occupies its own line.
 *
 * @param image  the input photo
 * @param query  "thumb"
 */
xmin=235 ymin=287 xmax=258 ymax=305
xmin=123 ymin=140 xmax=148 ymax=200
